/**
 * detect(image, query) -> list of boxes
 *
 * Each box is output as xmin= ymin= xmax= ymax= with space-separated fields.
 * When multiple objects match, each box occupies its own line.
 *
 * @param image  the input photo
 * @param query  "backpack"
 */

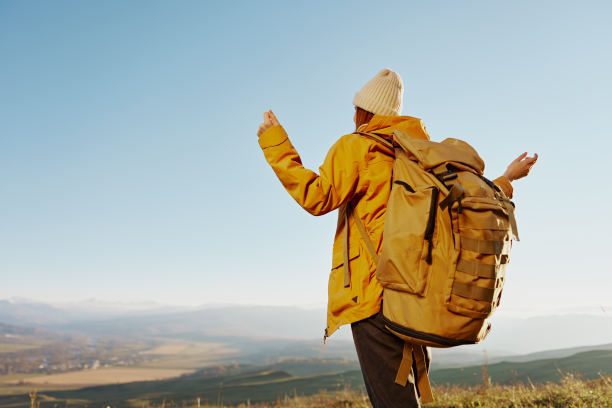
xmin=347 ymin=129 xmax=519 ymax=402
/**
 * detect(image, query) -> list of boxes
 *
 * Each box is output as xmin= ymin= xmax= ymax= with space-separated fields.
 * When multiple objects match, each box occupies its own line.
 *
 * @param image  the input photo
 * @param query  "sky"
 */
xmin=1 ymin=0 xmax=611 ymax=317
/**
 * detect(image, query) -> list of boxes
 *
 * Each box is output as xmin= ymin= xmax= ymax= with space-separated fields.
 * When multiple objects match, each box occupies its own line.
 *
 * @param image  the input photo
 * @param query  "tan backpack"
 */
xmin=348 ymin=130 xmax=519 ymax=402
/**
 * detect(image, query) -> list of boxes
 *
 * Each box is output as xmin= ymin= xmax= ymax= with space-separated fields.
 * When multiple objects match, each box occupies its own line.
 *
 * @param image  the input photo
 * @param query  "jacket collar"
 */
xmin=360 ymin=115 xmax=430 ymax=141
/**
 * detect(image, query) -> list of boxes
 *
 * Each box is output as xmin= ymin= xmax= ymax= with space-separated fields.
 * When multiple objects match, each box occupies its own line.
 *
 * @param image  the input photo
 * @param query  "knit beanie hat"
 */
xmin=353 ymin=68 xmax=403 ymax=116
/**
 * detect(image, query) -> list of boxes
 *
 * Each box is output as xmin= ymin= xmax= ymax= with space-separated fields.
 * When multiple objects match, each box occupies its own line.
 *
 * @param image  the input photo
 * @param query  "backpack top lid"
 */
xmin=392 ymin=130 xmax=485 ymax=175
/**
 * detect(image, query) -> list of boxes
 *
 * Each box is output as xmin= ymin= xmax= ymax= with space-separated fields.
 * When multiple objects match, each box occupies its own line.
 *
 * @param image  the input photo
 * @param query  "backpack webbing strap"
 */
xmin=502 ymin=199 xmax=520 ymax=241
xmin=456 ymin=259 xmax=507 ymax=279
xmin=343 ymin=203 xmax=380 ymax=288
xmin=394 ymin=341 xmax=414 ymax=386
xmin=415 ymin=346 xmax=434 ymax=403
xmin=395 ymin=342 xmax=434 ymax=403
xmin=452 ymin=281 xmax=495 ymax=303
xmin=351 ymin=205 xmax=379 ymax=264
xmin=439 ymin=183 xmax=465 ymax=210
xmin=356 ymin=131 xmax=394 ymax=151
xmin=343 ymin=206 xmax=350 ymax=287
xmin=460 ymin=236 xmax=510 ymax=255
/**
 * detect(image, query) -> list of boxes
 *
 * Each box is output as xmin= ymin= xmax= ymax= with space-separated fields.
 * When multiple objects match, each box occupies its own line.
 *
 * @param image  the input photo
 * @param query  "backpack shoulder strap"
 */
xmin=356 ymin=131 xmax=394 ymax=151
xmin=342 ymin=203 xmax=379 ymax=288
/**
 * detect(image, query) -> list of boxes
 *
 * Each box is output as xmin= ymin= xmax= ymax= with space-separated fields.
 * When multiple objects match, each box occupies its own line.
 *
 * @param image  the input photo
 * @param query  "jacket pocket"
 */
xmin=331 ymin=243 xmax=360 ymax=270
xmin=328 ymin=245 xmax=361 ymax=315
xmin=377 ymin=185 xmax=438 ymax=296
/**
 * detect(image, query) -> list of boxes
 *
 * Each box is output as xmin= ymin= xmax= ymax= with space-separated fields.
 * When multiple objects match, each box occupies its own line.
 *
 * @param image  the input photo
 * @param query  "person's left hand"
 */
xmin=503 ymin=152 xmax=539 ymax=181
xmin=257 ymin=110 xmax=280 ymax=138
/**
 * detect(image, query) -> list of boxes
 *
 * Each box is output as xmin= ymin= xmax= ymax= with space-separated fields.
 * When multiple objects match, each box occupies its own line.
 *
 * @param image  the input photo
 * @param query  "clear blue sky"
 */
xmin=1 ymin=1 xmax=610 ymax=315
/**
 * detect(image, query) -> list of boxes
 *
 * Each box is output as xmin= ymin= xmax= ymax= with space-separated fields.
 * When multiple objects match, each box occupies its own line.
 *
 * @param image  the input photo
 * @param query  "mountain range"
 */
xmin=2 ymin=298 xmax=611 ymax=362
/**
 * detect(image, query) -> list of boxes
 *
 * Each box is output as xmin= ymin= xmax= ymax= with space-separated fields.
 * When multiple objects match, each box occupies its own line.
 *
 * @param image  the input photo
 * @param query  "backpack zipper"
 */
xmin=394 ymin=180 xmax=415 ymax=193
xmin=424 ymin=187 xmax=439 ymax=264
xmin=382 ymin=315 xmax=475 ymax=347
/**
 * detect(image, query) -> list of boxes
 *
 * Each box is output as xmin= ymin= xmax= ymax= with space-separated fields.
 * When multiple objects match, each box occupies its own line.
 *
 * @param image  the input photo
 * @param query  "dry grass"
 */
xmin=117 ymin=374 xmax=612 ymax=408
xmin=428 ymin=373 xmax=612 ymax=407
xmin=129 ymin=387 xmax=373 ymax=408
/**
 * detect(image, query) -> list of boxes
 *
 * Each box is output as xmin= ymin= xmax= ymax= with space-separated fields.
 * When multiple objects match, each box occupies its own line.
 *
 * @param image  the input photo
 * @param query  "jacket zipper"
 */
xmin=424 ymin=187 xmax=439 ymax=264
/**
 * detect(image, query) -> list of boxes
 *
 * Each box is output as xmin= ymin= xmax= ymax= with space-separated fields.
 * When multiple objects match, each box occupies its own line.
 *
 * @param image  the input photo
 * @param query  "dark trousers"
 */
xmin=351 ymin=312 xmax=430 ymax=408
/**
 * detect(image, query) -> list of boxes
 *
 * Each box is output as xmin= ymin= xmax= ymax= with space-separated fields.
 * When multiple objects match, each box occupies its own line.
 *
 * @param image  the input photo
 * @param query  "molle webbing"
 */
xmin=451 ymin=281 xmax=496 ymax=303
xmin=460 ymin=236 xmax=510 ymax=255
xmin=456 ymin=259 xmax=507 ymax=279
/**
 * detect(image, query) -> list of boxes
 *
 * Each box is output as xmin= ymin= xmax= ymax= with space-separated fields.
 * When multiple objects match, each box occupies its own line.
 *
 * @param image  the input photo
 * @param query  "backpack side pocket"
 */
xmin=445 ymin=197 xmax=511 ymax=318
xmin=377 ymin=183 xmax=438 ymax=296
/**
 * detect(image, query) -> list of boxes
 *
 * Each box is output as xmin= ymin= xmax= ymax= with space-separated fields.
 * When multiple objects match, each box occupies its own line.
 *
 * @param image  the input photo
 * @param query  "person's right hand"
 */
xmin=257 ymin=110 xmax=280 ymax=138
xmin=503 ymin=152 xmax=539 ymax=182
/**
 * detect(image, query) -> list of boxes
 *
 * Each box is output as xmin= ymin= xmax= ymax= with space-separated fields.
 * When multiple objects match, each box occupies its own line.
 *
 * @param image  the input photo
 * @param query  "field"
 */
xmin=0 ymin=338 xmax=235 ymax=397
xmin=17 ymin=374 xmax=612 ymax=408
xmin=0 ymin=343 xmax=39 ymax=354
xmin=1 ymin=320 xmax=611 ymax=407
xmin=138 ymin=340 xmax=239 ymax=369
xmin=6 ymin=367 xmax=194 ymax=386
xmin=1 ymin=349 xmax=610 ymax=408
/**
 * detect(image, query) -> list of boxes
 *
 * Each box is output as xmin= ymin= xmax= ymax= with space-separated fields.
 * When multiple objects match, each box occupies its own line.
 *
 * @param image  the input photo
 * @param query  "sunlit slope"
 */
xmin=38 ymin=368 xmax=364 ymax=407
xmin=431 ymin=349 xmax=612 ymax=386
xmin=0 ymin=350 xmax=609 ymax=407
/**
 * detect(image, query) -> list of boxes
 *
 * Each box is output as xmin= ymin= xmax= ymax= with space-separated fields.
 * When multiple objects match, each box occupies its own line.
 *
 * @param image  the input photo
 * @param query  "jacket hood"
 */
xmin=360 ymin=114 xmax=430 ymax=141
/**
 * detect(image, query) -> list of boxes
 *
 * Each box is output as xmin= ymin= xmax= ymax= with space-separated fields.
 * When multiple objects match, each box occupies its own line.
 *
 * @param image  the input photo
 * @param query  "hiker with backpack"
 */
xmin=257 ymin=69 xmax=537 ymax=407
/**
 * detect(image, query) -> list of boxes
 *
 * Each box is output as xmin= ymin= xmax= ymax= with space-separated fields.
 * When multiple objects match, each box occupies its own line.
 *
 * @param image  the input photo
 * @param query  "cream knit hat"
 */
xmin=353 ymin=68 xmax=403 ymax=116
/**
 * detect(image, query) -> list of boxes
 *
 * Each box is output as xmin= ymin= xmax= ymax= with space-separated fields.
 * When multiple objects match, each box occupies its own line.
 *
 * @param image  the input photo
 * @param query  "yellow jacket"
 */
xmin=259 ymin=115 xmax=513 ymax=339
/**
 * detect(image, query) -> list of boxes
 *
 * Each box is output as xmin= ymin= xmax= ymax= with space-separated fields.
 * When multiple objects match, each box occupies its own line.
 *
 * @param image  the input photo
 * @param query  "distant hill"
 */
xmin=476 ymin=314 xmax=612 ymax=354
xmin=2 ymin=299 xmax=612 ymax=356
xmin=2 ymin=349 xmax=610 ymax=407
xmin=431 ymin=342 xmax=612 ymax=369
xmin=7 ymin=365 xmax=365 ymax=407
xmin=266 ymin=357 xmax=360 ymax=376
xmin=0 ymin=300 xmax=71 ymax=326
xmin=488 ymin=342 xmax=612 ymax=364
xmin=430 ymin=349 xmax=612 ymax=386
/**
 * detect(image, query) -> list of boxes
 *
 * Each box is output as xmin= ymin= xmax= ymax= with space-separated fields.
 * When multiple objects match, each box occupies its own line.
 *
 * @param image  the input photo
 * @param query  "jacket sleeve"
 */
xmin=258 ymin=125 xmax=365 ymax=216
xmin=492 ymin=176 xmax=513 ymax=199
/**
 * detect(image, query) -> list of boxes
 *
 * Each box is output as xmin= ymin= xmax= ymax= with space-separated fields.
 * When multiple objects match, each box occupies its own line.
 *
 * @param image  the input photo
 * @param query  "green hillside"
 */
xmin=431 ymin=349 xmax=612 ymax=386
xmin=0 ymin=366 xmax=365 ymax=408
xmin=1 ymin=350 xmax=610 ymax=407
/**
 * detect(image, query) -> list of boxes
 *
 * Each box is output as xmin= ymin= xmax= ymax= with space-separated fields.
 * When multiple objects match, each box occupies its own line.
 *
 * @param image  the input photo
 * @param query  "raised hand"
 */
xmin=257 ymin=110 xmax=280 ymax=138
xmin=503 ymin=152 xmax=539 ymax=182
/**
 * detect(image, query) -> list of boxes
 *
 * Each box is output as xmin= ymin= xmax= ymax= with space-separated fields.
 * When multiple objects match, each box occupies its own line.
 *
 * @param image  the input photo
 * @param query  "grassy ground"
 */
xmin=21 ymin=374 xmax=612 ymax=408
xmin=427 ymin=374 xmax=612 ymax=408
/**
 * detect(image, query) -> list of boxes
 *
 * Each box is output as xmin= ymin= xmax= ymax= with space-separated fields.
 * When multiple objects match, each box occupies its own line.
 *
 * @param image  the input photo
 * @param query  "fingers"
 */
xmin=524 ymin=153 xmax=539 ymax=168
xmin=513 ymin=152 xmax=528 ymax=163
xmin=257 ymin=123 xmax=266 ymax=137
xmin=269 ymin=110 xmax=280 ymax=126
xmin=257 ymin=110 xmax=279 ymax=138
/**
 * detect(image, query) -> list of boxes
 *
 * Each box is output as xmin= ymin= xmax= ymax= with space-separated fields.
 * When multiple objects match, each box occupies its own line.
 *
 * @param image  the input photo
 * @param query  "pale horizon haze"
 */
xmin=1 ymin=1 xmax=611 ymax=318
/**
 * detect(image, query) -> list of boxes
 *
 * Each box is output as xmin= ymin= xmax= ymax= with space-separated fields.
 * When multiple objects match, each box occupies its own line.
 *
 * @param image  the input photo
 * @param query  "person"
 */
xmin=257 ymin=69 xmax=537 ymax=407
